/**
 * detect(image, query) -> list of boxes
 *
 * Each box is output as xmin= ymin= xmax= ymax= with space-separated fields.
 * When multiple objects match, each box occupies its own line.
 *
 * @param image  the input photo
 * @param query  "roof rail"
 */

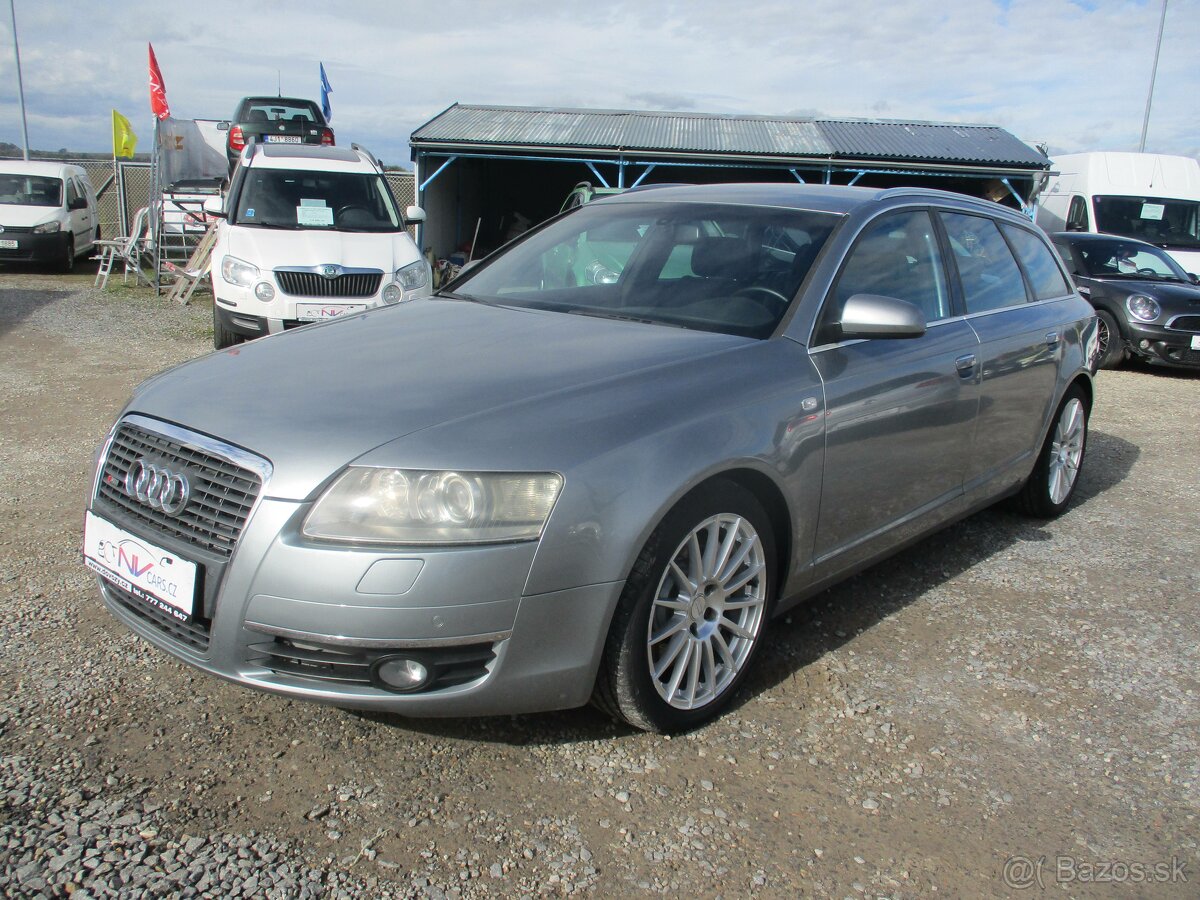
xmin=876 ymin=185 xmax=1008 ymax=212
xmin=350 ymin=143 xmax=381 ymax=171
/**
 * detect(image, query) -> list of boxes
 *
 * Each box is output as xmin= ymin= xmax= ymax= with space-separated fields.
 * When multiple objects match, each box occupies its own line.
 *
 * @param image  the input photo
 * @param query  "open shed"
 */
xmin=410 ymin=103 xmax=1051 ymax=260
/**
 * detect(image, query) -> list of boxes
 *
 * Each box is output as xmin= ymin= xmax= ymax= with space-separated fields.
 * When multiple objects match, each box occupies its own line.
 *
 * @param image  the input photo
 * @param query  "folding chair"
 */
xmin=94 ymin=206 xmax=152 ymax=288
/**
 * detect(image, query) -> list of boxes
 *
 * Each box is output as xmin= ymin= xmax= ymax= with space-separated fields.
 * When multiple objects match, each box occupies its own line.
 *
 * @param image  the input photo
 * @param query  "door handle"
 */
xmin=955 ymin=353 xmax=977 ymax=375
xmin=1045 ymin=331 xmax=1060 ymax=347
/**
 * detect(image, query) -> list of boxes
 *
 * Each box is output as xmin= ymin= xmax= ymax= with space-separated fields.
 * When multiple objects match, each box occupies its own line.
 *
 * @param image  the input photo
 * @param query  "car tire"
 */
xmin=59 ymin=236 xmax=75 ymax=274
xmin=593 ymin=481 xmax=776 ymax=733
xmin=213 ymin=307 xmax=244 ymax=350
xmin=1015 ymin=385 xmax=1089 ymax=518
xmin=1093 ymin=309 xmax=1125 ymax=370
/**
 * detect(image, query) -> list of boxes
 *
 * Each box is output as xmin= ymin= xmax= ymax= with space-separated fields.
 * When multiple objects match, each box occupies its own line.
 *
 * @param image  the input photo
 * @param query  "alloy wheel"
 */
xmin=1049 ymin=398 xmax=1085 ymax=504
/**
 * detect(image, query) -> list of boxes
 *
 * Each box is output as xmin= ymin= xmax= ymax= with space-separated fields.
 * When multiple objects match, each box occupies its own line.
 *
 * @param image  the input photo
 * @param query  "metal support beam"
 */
xmin=585 ymin=162 xmax=610 ymax=188
xmin=999 ymin=177 xmax=1032 ymax=218
xmin=788 ymin=168 xmax=806 ymax=184
xmin=846 ymin=172 xmax=865 ymax=187
xmin=418 ymin=156 xmax=458 ymax=192
xmin=630 ymin=164 xmax=657 ymax=188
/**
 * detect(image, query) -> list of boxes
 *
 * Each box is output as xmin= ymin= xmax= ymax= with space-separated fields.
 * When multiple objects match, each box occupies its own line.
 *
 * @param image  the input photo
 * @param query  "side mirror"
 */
xmin=405 ymin=205 xmax=426 ymax=224
xmin=202 ymin=196 xmax=226 ymax=218
xmin=216 ymin=121 xmax=230 ymax=132
xmin=839 ymin=293 xmax=926 ymax=339
xmin=68 ymin=196 xmax=88 ymax=211
xmin=1188 ymin=273 xmax=1199 ymax=285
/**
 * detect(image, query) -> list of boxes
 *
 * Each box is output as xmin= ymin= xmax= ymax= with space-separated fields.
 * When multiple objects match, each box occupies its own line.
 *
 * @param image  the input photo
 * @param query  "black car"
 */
xmin=218 ymin=97 xmax=334 ymax=170
xmin=1052 ymin=232 xmax=1200 ymax=370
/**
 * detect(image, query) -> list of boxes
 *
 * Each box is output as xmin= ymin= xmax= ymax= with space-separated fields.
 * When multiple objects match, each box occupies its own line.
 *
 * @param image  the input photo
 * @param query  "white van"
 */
xmin=207 ymin=143 xmax=430 ymax=349
xmin=1036 ymin=152 xmax=1200 ymax=273
xmin=0 ymin=161 xmax=99 ymax=271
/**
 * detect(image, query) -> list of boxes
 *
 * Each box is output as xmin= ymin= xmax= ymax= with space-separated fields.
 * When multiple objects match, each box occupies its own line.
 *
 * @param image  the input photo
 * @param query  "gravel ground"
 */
xmin=1 ymin=266 xmax=1197 ymax=898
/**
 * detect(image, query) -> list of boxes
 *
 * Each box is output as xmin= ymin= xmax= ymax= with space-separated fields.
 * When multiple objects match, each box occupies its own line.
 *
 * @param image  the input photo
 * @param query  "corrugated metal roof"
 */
xmin=411 ymin=104 xmax=1047 ymax=169
xmin=816 ymin=119 xmax=1046 ymax=167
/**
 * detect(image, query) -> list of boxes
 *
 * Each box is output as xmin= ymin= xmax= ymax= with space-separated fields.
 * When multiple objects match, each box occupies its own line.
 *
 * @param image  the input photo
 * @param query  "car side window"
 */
xmin=1067 ymin=196 xmax=1089 ymax=231
xmin=1002 ymin=225 xmax=1072 ymax=300
xmin=940 ymin=213 xmax=1030 ymax=313
xmin=65 ymin=179 xmax=79 ymax=206
xmin=818 ymin=210 xmax=950 ymax=342
xmin=1051 ymin=241 xmax=1081 ymax=276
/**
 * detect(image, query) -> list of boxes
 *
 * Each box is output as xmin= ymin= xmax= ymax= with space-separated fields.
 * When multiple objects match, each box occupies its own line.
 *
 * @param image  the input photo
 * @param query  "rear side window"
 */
xmin=940 ymin=213 xmax=1029 ymax=313
xmin=1067 ymin=196 xmax=1089 ymax=231
xmin=1002 ymin=225 xmax=1072 ymax=300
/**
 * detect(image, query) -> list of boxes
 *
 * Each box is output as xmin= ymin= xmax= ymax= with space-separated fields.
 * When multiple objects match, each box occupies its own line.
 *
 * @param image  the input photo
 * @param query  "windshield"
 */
xmin=1074 ymin=237 xmax=1189 ymax=281
xmin=231 ymin=168 xmax=401 ymax=231
xmin=1093 ymin=195 xmax=1200 ymax=250
xmin=0 ymin=174 xmax=63 ymax=207
xmin=453 ymin=201 xmax=838 ymax=338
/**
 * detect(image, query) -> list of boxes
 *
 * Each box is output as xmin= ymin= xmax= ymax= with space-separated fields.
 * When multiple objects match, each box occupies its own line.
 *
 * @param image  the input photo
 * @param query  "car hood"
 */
xmin=1080 ymin=276 xmax=1200 ymax=309
xmin=0 ymin=205 xmax=66 ymax=228
xmin=125 ymin=299 xmax=750 ymax=499
xmin=222 ymin=225 xmax=421 ymax=270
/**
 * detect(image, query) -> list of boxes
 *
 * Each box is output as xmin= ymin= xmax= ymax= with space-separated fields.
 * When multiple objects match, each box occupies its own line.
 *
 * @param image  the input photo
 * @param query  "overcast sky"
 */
xmin=2 ymin=0 xmax=1197 ymax=167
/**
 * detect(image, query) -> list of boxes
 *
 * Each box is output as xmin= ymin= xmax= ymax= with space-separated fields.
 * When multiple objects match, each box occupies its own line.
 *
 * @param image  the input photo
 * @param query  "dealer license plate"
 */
xmin=0 ymin=239 xmax=18 ymax=249
xmin=1192 ymin=335 xmax=1200 ymax=350
xmin=264 ymin=135 xmax=302 ymax=143
xmin=296 ymin=303 xmax=366 ymax=322
xmin=83 ymin=512 xmax=197 ymax=620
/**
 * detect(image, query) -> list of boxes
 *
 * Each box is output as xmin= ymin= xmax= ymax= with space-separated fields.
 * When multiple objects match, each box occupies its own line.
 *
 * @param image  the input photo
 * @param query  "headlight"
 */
xmin=1126 ymin=294 xmax=1161 ymax=322
xmin=33 ymin=221 xmax=60 ymax=234
xmin=395 ymin=260 xmax=429 ymax=291
xmin=302 ymin=468 xmax=563 ymax=545
xmin=221 ymin=255 xmax=259 ymax=287
xmin=254 ymin=281 xmax=275 ymax=302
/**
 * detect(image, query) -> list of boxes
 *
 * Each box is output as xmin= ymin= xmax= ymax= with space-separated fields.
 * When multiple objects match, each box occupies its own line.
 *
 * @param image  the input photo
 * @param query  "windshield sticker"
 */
xmin=244 ymin=208 xmax=255 ymax=217
xmin=296 ymin=205 xmax=334 ymax=226
xmin=300 ymin=198 xmax=326 ymax=207
xmin=1140 ymin=203 xmax=1165 ymax=221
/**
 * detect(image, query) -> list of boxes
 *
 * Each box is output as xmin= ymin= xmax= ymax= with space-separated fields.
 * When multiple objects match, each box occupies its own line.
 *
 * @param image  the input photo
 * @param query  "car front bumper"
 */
xmin=92 ymin=492 xmax=622 ymax=717
xmin=1126 ymin=321 xmax=1200 ymax=368
xmin=0 ymin=230 xmax=69 ymax=263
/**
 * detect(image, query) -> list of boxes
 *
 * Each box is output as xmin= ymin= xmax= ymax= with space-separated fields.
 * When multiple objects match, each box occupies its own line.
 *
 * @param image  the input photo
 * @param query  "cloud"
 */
xmin=1 ymin=0 xmax=1196 ymax=163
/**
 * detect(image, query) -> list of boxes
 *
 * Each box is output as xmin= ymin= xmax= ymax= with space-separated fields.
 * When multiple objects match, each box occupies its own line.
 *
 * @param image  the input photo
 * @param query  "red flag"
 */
xmin=148 ymin=43 xmax=170 ymax=120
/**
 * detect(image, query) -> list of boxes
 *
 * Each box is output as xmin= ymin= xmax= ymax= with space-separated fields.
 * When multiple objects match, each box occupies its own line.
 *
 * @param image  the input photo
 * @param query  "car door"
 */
xmin=66 ymin=176 xmax=93 ymax=249
xmin=938 ymin=213 xmax=1073 ymax=504
xmin=808 ymin=208 xmax=980 ymax=579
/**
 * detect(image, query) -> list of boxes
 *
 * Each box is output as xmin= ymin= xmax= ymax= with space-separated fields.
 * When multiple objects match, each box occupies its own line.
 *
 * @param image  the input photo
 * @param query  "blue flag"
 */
xmin=320 ymin=63 xmax=333 ymax=122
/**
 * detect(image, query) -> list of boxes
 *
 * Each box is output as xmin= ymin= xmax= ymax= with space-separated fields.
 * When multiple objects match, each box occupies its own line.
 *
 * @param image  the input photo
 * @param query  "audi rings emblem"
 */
xmin=124 ymin=458 xmax=192 ymax=516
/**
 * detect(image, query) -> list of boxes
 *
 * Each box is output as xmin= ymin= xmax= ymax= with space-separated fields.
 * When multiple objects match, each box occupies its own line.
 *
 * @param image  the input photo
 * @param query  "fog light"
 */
xmin=254 ymin=281 xmax=275 ymax=302
xmin=1139 ymin=339 xmax=1150 ymax=350
xmin=382 ymin=282 xmax=403 ymax=304
xmin=372 ymin=656 xmax=430 ymax=692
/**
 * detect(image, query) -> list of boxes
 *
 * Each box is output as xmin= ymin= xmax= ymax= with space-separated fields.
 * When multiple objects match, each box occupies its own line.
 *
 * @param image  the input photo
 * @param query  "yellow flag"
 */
xmin=112 ymin=110 xmax=137 ymax=158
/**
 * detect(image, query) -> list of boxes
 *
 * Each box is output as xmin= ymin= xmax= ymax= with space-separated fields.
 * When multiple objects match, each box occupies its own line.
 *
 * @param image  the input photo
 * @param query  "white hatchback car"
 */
xmin=208 ymin=143 xmax=429 ymax=349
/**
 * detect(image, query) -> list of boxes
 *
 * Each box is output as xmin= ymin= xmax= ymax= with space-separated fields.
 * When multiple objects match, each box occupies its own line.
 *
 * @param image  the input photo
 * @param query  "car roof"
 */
xmin=0 ymin=160 xmax=85 ymax=178
xmin=599 ymin=182 xmax=1021 ymax=219
xmin=246 ymin=144 xmax=373 ymax=172
xmin=1051 ymin=231 xmax=1160 ymax=250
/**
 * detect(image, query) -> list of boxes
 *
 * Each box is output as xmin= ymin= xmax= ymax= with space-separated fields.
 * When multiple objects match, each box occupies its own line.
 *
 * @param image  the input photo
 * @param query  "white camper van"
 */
xmin=1036 ymin=152 xmax=1200 ymax=274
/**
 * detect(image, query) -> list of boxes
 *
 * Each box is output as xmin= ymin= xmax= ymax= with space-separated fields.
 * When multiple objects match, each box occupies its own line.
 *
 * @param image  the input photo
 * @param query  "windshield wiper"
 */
xmin=434 ymin=289 xmax=496 ymax=306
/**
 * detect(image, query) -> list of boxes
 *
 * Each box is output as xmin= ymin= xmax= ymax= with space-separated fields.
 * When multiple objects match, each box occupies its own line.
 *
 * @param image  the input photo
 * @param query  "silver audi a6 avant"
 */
xmin=85 ymin=184 xmax=1097 ymax=732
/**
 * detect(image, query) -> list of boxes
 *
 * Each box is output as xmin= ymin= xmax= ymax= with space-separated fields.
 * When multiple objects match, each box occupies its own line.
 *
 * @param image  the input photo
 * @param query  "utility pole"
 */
xmin=7 ymin=0 xmax=30 ymax=160
xmin=1139 ymin=0 xmax=1168 ymax=153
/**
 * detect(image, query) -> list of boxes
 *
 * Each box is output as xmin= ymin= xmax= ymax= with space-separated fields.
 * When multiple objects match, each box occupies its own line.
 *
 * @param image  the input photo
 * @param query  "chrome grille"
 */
xmin=275 ymin=270 xmax=383 ymax=298
xmin=96 ymin=422 xmax=263 ymax=558
xmin=1166 ymin=315 xmax=1200 ymax=333
xmin=0 ymin=225 xmax=32 ymax=234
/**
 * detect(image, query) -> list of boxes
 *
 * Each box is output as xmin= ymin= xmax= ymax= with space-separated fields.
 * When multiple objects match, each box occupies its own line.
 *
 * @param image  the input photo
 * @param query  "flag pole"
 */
xmin=7 ymin=0 xmax=31 ymax=160
xmin=1138 ymin=0 xmax=1168 ymax=153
